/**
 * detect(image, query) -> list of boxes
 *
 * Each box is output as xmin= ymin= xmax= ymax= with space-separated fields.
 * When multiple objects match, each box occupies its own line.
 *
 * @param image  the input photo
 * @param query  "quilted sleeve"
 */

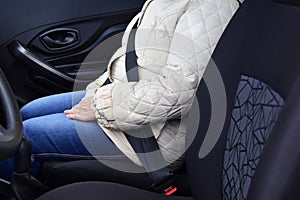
xmin=93 ymin=66 xmax=198 ymax=131
xmin=84 ymin=71 xmax=109 ymax=98
xmin=92 ymin=0 xmax=240 ymax=131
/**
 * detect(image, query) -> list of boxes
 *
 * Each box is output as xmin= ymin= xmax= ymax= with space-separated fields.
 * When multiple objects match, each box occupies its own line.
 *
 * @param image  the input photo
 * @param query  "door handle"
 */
xmin=43 ymin=32 xmax=76 ymax=47
xmin=40 ymin=28 xmax=80 ymax=51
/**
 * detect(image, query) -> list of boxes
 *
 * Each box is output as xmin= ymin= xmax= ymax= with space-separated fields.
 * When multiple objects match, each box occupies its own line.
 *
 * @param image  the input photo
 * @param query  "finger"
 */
xmin=64 ymin=109 xmax=74 ymax=114
xmin=64 ymin=109 xmax=72 ymax=114
xmin=66 ymin=113 xmax=83 ymax=121
xmin=66 ymin=113 xmax=75 ymax=119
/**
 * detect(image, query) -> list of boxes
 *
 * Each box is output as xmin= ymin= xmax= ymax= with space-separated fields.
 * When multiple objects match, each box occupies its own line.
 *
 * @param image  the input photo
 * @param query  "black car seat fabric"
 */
xmin=37 ymin=182 xmax=193 ymax=200
xmin=246 ymin=68 xmax=300 ymax=200
xmin=37 ymin=0 xmax=300 ymax=199
xmin=42 ymin=159 xmax=191 ymax=196
xmin=185 ymin=0 xmax=300 ymax=200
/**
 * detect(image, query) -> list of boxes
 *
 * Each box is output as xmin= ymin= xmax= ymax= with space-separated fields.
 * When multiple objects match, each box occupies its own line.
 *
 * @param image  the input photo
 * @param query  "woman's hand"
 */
xmin=64 ymin=96 xmax=96 ymax=121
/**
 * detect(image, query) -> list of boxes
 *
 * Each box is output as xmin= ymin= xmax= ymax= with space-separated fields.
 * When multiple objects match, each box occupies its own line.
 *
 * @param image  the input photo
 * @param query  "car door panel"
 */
xmin=0 ymin=0 xmax=145 ymax=106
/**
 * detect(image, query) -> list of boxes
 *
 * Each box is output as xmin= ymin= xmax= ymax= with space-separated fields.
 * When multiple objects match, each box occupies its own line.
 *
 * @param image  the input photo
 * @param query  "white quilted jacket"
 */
xmin=86 ymin=0 xmax=239 ymax=168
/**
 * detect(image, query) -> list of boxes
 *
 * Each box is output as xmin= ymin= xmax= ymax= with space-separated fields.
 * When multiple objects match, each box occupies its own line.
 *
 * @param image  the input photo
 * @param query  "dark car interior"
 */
xmin=0 ymin=0 xmax=146 ymax=107
xmin=0 ymin=0 xmax=300 ymax=199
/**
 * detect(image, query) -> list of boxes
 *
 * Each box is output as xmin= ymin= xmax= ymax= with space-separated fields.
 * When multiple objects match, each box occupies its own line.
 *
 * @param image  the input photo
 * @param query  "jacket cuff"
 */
xmin=85 ymin=72 xmax=109 ymax=98
xmin=93 ymin=83 xmax=119 ymax=130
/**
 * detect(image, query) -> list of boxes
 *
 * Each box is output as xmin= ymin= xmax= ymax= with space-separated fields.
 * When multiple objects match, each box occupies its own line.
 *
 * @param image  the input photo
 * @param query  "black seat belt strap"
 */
xmin=124 ymin=23 xmax=177 ymax=195
xmin=125 ymin=26 xmax=139 ymax=82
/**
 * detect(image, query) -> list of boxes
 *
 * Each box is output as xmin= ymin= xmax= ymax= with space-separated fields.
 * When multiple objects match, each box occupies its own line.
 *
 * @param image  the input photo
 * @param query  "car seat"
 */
xmin=37 ymin=0 xmax=300 ymax=199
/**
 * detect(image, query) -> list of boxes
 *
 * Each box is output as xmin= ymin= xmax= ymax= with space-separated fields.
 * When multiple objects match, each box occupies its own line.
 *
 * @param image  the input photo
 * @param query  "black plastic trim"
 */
xmin=274 ymin=0 xmax=300 ymax=7
xmin=0 ymin=68 xmax=23 ymax=159
xmin=8 ymin=41 xmax=84 ymax=88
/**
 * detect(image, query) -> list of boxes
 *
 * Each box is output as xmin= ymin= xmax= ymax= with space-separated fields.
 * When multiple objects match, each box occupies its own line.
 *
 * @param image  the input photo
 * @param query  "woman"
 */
xmin=0 ymin=0 xmax=239 ymax=180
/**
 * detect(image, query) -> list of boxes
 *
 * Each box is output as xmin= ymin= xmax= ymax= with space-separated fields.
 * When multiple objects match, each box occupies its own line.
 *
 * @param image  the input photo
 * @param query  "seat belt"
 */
xmin=123 ymin=23 xmax=177 ymax=196
xmin=102 ymin=17 xmax=177 ymax=195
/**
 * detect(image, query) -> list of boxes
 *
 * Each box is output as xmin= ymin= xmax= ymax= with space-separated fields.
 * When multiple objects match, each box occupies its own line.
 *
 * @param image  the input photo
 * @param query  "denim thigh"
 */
xmin=20 ymin=91 xmax=86 ymax=121
xmin=0 ymin=91 xmax=123 ymax=180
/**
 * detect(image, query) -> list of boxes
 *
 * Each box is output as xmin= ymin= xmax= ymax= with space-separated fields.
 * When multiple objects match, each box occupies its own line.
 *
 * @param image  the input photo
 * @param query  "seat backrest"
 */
xmin=185 ymin=0 xmax=300 ymax=199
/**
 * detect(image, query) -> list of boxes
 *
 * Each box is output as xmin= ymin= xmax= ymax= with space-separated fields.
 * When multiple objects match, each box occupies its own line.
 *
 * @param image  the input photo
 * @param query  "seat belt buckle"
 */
xmin=163 ymin=185 xmax=177 ymax=196
xmin=151 ymin=178 xmax=177 ymax=196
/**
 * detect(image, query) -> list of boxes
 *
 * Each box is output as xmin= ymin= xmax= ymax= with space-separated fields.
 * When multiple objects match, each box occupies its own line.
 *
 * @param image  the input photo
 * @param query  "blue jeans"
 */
xmin=0 ymin=91 xmax=123 ymax=180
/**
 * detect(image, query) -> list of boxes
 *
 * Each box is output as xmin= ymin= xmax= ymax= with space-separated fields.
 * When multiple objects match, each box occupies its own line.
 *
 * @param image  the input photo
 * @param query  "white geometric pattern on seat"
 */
xmin=223 ymin=75 xmax=284 ymax=200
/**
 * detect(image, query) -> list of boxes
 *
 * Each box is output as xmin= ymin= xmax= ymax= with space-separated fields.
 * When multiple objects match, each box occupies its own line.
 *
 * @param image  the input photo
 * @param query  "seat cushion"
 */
xmin=42 ymin=160 xmax=192 ymax=196
xmin=36 ymin=182 xmax=193 ymax=200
